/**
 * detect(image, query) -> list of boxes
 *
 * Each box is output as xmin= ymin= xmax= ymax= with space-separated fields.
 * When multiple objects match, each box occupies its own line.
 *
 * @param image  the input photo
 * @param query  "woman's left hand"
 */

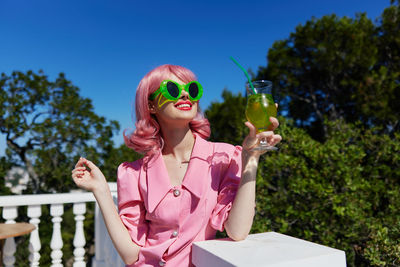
xmin=242 ymin=117 xmax=282 ymax=156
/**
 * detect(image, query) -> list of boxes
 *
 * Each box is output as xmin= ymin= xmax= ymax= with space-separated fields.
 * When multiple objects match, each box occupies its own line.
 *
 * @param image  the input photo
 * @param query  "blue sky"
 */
xmin=0 ymin=0 xmax=391 ymax=151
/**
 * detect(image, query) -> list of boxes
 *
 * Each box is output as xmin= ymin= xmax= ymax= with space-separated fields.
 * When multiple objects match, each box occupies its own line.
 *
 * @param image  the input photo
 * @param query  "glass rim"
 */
xmin=246 ymin=80 xmax=274 ymax=96
xmin=245 ymin=80 xmax=272 ymax=88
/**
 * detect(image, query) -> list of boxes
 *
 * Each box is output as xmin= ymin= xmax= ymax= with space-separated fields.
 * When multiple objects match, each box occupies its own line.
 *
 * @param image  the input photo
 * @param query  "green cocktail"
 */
xmin=245 ymin=80 xmax=278 ymax=151
xmin=246 ymin=93 xmax=277 ymax=132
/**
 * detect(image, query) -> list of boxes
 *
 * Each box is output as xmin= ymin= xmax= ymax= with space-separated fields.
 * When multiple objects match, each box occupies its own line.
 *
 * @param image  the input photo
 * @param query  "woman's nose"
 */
xmin=180 ymin=89 xmax=189 ymax=99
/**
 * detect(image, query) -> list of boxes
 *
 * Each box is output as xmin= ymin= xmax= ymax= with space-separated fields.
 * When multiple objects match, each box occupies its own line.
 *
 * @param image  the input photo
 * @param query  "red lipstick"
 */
xmin=174 ymin=100 xmax=193 ymax=111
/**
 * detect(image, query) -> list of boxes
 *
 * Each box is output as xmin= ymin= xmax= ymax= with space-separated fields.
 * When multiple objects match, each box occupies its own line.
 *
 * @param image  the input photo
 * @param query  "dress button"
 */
xmin=173 ymin=189 xmax=180 ymax=197
xmin=172 ymin=230 xmax=178 ymax=237
xmin=159 ymin=260 xmax=166 ymax=266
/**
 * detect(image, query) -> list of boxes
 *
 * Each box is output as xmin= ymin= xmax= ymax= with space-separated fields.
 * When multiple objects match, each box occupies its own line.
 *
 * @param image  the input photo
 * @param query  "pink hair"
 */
xmin=124 ymin=64 xmax=211 ymax=156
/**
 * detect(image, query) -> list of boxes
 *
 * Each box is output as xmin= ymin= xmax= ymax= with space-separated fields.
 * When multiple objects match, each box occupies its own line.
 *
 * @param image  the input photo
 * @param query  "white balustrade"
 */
xmin=73 ymin=202 xmax=86 ymax=267
xmin=50 ymin=204 xmax=64 ymax=267
xmin=0 ymin=182 xmax=119 ymax=267
xmin=28 ymin=205 xmax=42 ymax=266
xmin=3 ymin=206 xmax=17 ymax=267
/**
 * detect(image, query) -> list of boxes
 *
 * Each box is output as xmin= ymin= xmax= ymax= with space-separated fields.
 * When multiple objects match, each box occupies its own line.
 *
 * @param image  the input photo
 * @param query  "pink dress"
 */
xmin=117 ymin=135 xmax=242 ymax=267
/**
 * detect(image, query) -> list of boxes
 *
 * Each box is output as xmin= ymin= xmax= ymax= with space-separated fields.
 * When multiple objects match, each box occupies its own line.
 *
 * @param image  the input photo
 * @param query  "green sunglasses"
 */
xmin=149 ymin=80 xmax=203 ymax=101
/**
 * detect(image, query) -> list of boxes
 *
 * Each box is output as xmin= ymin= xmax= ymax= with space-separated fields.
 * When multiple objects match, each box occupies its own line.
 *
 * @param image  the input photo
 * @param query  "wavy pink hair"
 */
xmin=124 ymin=64 xmax=211 ymax=156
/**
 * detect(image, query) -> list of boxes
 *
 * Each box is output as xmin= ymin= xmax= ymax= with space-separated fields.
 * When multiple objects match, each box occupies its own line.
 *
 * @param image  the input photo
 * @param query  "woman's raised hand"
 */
xmin=242 ymin=117 xmax=282 ymax=156
xmin=71 ymin=157 xmax=108 ymax=193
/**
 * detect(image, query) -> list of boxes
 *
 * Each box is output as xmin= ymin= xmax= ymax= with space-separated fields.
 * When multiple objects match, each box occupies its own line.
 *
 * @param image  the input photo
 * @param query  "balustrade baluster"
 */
xmin=73 ymin=203 xmax=86 ymax=267
xmin=50 ymin=204 xmax=64 ymax=267
xmin=27 ymin=205 xmax=41 ymax=266
xmin=2 ymin=206 xmax=17 ymax=267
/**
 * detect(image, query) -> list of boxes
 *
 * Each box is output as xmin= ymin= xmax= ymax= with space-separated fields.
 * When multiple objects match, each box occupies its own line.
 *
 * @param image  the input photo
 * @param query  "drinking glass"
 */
xmin=245 ymin=80 xmax=278 ymax=151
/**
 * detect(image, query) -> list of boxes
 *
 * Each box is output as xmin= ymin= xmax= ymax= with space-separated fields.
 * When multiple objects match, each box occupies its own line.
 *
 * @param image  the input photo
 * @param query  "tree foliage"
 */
xmin=249 ymin=3 xmax=400 ymax=265
xmin=205 ymin=89 xmax=247 ymax=145
xmin=206 ymin=5 xmax=400 ymax=265
xmin=256 ymin=2 xmax=400 ymax=140
xmin=253 ymin=119 xmax=400 ymax=266
xmin=102 ymin=143 xmax=142 ymax=181
xmin=0 ymin=70 xmax=142 ymax=266
xmin=206 ymin=90 xmax=400 ymax=266
xmin=0 ymin=156 xmax=12 ymax=195
xmin=0 ymin=70 xmax=120 ymax=193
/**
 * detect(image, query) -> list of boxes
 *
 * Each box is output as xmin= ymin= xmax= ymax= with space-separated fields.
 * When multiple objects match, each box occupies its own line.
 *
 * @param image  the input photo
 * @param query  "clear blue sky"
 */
xmin=0 ymin=0 xmax=391 ymax=151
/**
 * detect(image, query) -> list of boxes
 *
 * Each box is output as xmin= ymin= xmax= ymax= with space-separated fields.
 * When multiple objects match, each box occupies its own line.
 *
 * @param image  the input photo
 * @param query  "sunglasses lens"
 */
xmin=166 ymin=81 xmax=180 ymax=99
xmin=188 ymin=83 xmax=199 ymax=99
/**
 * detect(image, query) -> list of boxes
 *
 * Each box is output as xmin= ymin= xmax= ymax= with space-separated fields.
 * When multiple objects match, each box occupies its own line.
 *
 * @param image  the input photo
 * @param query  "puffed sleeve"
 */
xmin=210 ymin=145 xmax=242 ymax=232
xmin=117 ymin=161 xmax=148 ymax=247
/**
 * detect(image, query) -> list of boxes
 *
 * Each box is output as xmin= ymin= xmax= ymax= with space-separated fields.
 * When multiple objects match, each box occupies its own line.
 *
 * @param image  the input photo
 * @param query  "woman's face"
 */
xmin=149 ymin=75 xmax=199 ymax=127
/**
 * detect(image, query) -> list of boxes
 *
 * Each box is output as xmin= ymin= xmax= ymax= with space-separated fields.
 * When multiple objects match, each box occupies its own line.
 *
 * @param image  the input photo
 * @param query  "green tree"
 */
xmin=257 ymin=1 xmax=400 ymax=140
xmin=0 ymin=70 xmax=119 ymax=193
xmin=253 ymin=119 xmax=400 ymax=266
xmin=102 ymin=143 xmax=143 ymax=181
xmin=205 ymin=90 xmax=400 ymax=266
xmin=205 ymin=89 xmax=247 ymax=145
xmin=0 ymin=156 xmax=12 ymax=195
xmin=0 ymin=69 xmax=142 ymax=266
xmin=362 ymin=0 xmax=400 ymax=131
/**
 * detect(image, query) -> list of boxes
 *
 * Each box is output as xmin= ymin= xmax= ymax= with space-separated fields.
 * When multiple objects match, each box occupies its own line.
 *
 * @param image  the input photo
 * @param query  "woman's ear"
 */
xmin=148 ymin=101 xmax=156 ymax=114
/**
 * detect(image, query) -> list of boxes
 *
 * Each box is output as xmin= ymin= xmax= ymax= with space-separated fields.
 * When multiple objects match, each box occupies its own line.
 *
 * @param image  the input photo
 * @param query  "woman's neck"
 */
xmin=161 ymin=125 xmax=195 ymax=162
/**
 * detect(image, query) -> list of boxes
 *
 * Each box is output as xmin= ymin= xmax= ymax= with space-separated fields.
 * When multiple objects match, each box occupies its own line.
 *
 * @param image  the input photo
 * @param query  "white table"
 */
xmin=192 ymin=232 xmax=346 ymax=267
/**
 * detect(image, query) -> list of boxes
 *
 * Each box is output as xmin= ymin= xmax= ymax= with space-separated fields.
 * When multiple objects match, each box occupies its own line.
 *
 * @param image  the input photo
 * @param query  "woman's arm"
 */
xmin=224 ymin=119 xmax=281 ymax=241
xmin=72 ymin=158 xmax=140 ymax=265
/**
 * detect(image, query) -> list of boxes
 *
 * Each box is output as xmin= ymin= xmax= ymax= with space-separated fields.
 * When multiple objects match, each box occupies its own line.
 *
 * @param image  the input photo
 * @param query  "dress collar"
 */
xmin=145 ymin=135 xmax=213 ymax=213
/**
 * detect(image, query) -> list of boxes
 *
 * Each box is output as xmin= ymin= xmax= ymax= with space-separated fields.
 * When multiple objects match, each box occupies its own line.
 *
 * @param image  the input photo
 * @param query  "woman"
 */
xmin=72 ymin=64 xmax=281 ymax=267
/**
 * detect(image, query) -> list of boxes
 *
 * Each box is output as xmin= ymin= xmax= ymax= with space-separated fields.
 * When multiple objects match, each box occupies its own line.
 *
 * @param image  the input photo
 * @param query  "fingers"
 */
xmin=71 ymin=167 xmax=85 ymax=174
xmin=74 ymin=157 xmax=98 ymax=171
xmin=256 ymin=131 xmax=274 ymax=139
xmin=268 ymin=117 xmax=279 ymax=131
xmin=244 ymin=121 xmax=257 ymax=138
xmin=72 ymin=157 xmax=97 ymax=181
xmin=74 ymin=157 xmax=84 ymax=168
xmin=243 ymin=116 xmax=282 ymax=153
xmin=73 ymin=158 xmax=89 ymax=179
xmin=269 ymin=134 xmax=282 ymax=147
xmin=82 ymin=158 xmax=98 ymax=171
xmin=244 ymin=121 xmax=280 ymax=142
xmin=71 ymin=167 xmax=86 ymax=180
xmin=256 ymin=131 xmax=282 ymax=147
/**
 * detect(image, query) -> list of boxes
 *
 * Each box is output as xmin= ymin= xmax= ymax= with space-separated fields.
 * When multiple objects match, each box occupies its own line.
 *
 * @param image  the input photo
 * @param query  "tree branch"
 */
xmin=31 ymin=111 xmax=52 ymax=126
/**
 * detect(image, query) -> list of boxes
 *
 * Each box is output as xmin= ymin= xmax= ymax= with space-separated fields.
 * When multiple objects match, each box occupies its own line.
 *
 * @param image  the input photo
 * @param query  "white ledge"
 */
xmin=192 ymin=232 xmax=346 ymax=267
xmin=0 ymin=192 xmax=95 ymax=207
xmin=0 ymin=182 xmax=117 ymax=207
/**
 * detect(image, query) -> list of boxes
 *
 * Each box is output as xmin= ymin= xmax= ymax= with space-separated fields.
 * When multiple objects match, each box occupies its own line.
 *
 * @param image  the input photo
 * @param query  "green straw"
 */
xmin=230 ymin=56 xmax=256 ymax=94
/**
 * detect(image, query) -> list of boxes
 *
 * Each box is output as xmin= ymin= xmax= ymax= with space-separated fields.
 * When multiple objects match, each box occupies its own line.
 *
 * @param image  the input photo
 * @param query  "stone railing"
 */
xmin=0 ymin=182 xmax=123 ymax=267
